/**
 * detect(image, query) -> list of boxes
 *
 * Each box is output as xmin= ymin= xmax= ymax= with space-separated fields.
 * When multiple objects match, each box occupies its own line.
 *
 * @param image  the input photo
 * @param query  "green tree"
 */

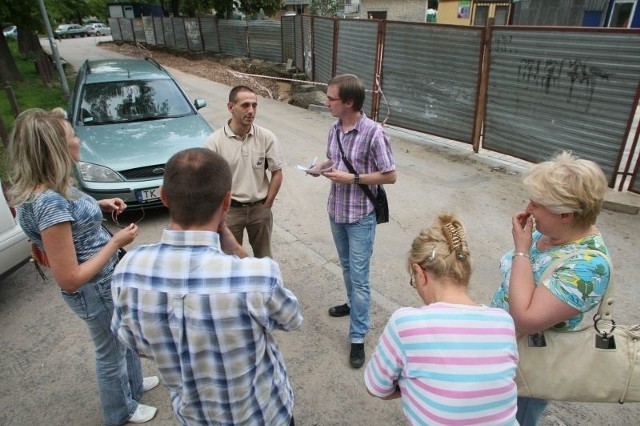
xmin=311 ymin=0 xmax=338 ymax=17
xmin=236 ymin=0 xmax=282 ymax=17
xmin=0 ymin=0 xmax=43 ymax=57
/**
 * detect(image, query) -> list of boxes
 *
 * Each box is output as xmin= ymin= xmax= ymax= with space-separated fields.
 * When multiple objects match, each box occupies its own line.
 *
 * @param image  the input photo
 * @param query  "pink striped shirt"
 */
xmin=364 ymin=303 xmax=518 ymax=426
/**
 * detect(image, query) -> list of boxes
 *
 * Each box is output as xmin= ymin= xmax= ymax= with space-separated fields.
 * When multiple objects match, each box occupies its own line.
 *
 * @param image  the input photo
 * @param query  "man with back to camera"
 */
xmin=204 ymin=85 xmax=285 ymax=258
xmin=311 ymin=74 xmax=397 ymax=369
xmin=111 ymin=148 xmax=303 ymax=425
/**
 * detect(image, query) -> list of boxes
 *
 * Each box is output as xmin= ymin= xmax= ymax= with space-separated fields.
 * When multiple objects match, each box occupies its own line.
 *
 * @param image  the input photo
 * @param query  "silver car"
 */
xmin=85 ymin=23 xmax=111 ymax=36
xmin=69 ymin=58 xmax=213 ymax=208
xmin=0 ymin=180 xmax=31 ymax=279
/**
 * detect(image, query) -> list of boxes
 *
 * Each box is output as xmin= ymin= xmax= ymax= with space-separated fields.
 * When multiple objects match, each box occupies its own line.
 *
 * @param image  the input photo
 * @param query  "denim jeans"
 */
xmin=62 ymin=278 xmax=143 ymax=425
xmin=330 ymin=211 xmax=377 ymax=343
xmin=516 ymin=396 xmax=548 ymax=426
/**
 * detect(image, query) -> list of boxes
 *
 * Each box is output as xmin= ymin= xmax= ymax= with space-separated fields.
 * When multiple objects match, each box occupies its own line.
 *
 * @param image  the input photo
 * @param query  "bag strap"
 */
xmin=335 ymin=130 xmax=379 ymax=206
xmin=539 ymin=248 xmax=614 ymax=322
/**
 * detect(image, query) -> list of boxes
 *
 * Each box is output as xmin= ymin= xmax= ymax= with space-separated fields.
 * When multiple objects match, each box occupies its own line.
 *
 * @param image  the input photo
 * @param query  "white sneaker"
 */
xmin=142 ymin=376 xmax=160 ymax=392
xmin=128 ymin=403 xmax=157 ymax=424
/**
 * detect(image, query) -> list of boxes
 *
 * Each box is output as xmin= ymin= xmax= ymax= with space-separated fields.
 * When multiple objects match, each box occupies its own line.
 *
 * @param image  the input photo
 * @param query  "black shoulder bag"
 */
xmin=335 ymin=131 xmax=389 ymax=224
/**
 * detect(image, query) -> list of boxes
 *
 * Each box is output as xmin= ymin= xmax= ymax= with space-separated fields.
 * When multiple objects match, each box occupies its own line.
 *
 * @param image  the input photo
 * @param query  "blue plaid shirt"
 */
xmin=326 ymin=113 xmax=396 ymax=223
xmin=111 ymin=230 xmax=303 ymax=426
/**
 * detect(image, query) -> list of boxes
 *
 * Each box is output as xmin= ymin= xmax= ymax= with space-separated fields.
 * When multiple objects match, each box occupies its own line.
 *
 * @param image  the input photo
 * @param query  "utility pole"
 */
xmin=37 ymin=0 xmax=70 ymax=98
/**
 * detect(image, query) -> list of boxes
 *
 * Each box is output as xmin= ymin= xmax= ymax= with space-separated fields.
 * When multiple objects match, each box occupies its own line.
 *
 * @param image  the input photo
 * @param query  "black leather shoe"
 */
xmin=328 ymin=303 xmax=350 ymax=317
xmin=350 ymin=343 xmax=365 ymax=369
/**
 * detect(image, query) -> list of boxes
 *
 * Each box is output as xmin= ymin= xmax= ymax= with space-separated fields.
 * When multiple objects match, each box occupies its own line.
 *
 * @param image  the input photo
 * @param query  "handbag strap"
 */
xmin=335 ymin=130 xmax=379 ymax=206
xmin=539 ymin=248 xmax=614 ymax=322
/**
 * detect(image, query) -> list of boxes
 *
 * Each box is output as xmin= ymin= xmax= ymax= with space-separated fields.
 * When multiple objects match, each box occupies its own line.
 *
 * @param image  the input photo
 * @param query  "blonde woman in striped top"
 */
xmin=364 ymin=213 xmax=518 ymax=425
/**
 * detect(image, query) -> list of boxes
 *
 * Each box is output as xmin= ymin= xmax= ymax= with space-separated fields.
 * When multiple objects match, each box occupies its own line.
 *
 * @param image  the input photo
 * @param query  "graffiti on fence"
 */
xmin=517 ymin=57 xmax=610 ymax=112
xmin=494 ymin=35 xmax=517 ymax=54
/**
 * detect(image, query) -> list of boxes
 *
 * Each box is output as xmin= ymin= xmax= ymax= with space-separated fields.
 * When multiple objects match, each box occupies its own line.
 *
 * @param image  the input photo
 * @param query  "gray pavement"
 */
xmin=1 ymin=37 xmax=639 ymax=425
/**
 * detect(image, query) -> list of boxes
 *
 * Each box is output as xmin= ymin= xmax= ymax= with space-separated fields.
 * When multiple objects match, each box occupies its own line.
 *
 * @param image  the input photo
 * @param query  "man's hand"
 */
xmin=219 ymin=223 xmax=248 ymax=258
xmin=322 ymin=169 xmax=353 ymax=184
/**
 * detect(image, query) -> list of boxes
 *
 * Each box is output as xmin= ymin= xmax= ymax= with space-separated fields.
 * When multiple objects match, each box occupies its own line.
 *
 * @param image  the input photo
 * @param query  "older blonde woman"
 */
xmin=365 ymin=213 xmax=518 ymax=425
xmin=491 ymin=151 xmax=611 ymax=425
xmin=8 ymin=108 xmax=158 ymax=425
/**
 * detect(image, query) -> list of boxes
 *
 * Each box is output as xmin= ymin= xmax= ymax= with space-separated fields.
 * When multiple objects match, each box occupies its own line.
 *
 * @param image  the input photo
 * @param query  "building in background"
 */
xmin=436 ymin=0 xmax=513 ymax=25
xmin=359 ymin=0 xmax=430 ymax=21
xmin=282 ymin=0 xmax=311 ymax=15
xmin=107 ymin=2 xmax=163 ymax=19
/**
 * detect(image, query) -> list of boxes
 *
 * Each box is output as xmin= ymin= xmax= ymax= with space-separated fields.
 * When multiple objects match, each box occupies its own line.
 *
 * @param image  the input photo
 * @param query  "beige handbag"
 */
xmin=515 ymin=250 xmax=640 ymax=403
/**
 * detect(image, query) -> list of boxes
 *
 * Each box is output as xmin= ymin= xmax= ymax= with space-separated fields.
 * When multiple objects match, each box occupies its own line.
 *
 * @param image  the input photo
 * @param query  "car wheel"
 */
xmin=96 ymin=32 xmax=101 ymax=36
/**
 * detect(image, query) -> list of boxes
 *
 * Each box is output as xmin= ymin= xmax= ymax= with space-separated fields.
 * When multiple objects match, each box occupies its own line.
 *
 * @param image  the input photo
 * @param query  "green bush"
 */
xmin=0 ymin=40 xmax=73 ymax=180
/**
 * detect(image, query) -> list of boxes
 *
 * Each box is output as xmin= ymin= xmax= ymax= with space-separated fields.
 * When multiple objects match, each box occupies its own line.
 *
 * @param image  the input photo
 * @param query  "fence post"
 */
xmin=371 ymin=19 xmax=386 ymax=123
xmin=331 ymin=18 xmax=339 ymax=78
xmin=4 ymin=84 xmax=20 ymax=118
xmin=472 ymin=18 xmax=494 ymax=153
xmin=617 ymin=81 xmax=640 ymax=191
xmin=311 ymin=17 xmax=316 ymax=82
xmin=0 ymin=116 xmax=9 ymax=148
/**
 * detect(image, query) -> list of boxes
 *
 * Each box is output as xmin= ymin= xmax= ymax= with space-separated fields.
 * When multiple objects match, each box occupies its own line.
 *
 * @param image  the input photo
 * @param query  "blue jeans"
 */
xmin=62 ymin=278 xmax=143 ymax=425
xmin=330 ymin=211 xmax=376 ymax=343
xmin=516 ymin=396 xmax=548 ymax=426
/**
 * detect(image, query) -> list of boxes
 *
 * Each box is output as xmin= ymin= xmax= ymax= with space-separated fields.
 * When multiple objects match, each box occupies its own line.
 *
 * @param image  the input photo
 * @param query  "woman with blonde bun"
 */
xmin=365 ymin=213 xmax=518 ymax=426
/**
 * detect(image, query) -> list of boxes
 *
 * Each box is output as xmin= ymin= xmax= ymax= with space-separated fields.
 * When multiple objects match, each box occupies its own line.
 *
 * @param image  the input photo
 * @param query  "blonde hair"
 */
xmin=8 ymin=108 xmax=77 ymax=206
xmin=408 ymin=213 xmax=472 ymax=286
xmin=524 ymin=151 xmax=608 ymax=229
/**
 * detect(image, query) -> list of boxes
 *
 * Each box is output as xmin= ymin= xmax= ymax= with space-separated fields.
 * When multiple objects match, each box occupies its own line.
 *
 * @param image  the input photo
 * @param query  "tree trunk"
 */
xmin=172 ymin=0 xmax=181 ymax=16
xmin=18 ymin=30 xmax=45 ymax=57
xmin=0 ymin=34 xmax=23 ymax=83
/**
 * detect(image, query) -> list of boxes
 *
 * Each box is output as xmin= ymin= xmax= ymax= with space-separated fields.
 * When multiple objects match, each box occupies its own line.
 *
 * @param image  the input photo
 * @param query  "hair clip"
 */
xmin=426 ymin=247 xmax=437 ymax=263
xmin=443 ymin=222 xmax=468 ymax=261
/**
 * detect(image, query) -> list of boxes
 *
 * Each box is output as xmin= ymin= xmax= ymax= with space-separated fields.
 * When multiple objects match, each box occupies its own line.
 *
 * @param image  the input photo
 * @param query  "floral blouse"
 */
xmin=491 ymin=230 xmax=611 ymax=331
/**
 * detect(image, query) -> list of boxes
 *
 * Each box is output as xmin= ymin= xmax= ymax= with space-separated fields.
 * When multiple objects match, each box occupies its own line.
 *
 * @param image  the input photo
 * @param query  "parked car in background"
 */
xmin=3 ymin=25 xmax=17 ymax=39
xmin=54 ymin=24 xmax=86 ymax=39
xmin=69 ymin=58 xmax=213 ymax=208
xmin=0 ymin=180 xmax=31 ymax=280
xmin=85 ymin=23 xmax=111 ymax=36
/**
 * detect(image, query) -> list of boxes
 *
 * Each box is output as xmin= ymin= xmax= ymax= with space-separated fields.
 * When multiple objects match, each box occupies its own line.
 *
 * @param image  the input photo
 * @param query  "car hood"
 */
xmin=75 ymin=115 xmax=212 ymax=172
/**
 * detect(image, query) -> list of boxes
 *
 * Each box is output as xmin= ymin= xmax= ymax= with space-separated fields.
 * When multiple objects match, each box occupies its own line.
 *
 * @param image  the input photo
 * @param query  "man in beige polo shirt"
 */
xmin=203 ymin=86 xmax=284 ymax=258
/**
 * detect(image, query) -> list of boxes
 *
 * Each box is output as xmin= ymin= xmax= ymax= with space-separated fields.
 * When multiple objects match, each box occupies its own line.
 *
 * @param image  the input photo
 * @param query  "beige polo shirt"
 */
xmin=203 ymin=122 xmax=285 ymax=203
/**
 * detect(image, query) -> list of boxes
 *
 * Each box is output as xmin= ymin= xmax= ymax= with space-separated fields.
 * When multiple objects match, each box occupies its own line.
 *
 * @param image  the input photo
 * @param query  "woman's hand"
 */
xmin=512 ymin=211 xmax=533 ymax=253
xmin=112 ymin=223 xmax=138 ymax=248
xmin=99 ymin=198 xmax=127 ymax=213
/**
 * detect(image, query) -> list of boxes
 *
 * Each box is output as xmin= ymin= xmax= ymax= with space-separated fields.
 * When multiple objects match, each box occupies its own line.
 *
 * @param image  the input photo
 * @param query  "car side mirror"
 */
xmin=194 ymin=99 xmax=206 ymax=110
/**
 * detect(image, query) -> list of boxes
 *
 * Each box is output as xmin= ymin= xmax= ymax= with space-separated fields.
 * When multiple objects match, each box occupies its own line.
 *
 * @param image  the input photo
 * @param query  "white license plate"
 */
xmin=135 ymin=187 xmax=161 ymax=203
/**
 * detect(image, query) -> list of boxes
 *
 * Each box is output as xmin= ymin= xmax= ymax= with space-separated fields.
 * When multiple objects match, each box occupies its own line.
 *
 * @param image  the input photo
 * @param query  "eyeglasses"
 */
xmin=111 ymin=207 xmax=145 ymax=228
xmin=326 ymin=96 xmax=341 ymax=102
xmin=409 ymin=272 xmax=416 ymax=288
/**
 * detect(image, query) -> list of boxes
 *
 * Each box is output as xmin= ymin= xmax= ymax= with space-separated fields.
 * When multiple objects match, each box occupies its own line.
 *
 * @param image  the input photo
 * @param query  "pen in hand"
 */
xmin=309 ymin=156 xmax=318 ymax=169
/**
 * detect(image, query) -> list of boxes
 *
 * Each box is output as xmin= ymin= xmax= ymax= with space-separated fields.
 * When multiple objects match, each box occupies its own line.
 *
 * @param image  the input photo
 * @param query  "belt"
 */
xmin=230 ymin=198 xmax=265 ymax=208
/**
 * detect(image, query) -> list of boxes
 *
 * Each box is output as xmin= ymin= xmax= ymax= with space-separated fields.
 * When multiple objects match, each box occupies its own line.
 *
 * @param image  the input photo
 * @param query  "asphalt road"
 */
xmin=1 ymin=36 xmax=639 ymax=425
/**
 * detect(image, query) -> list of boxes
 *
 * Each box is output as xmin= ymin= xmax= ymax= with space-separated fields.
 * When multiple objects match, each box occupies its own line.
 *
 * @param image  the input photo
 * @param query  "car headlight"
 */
xmin=77 ymin=162 xmax=124 ymax=182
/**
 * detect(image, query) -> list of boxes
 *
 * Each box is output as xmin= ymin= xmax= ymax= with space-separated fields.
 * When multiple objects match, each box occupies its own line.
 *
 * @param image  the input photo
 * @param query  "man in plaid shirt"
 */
xmin=111 ymin=148 xmax=303 ymax=426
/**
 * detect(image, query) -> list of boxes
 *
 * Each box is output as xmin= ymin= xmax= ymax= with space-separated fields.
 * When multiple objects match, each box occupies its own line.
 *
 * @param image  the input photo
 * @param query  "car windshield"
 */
xmin=79 ymin=79 xmax=194 ymax=125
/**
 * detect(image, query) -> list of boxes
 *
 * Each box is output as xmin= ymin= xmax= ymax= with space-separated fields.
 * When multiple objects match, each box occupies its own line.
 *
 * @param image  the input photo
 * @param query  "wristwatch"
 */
xmin=354 ymin=173 xmax=360 ymax=185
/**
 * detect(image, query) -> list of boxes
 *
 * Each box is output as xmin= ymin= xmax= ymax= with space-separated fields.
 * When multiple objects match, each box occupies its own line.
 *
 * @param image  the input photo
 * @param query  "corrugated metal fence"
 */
xmin=110 ymin=17 xmax=640 ymax=193
xmin=382 ymin=23 xmax=484 ymax=144
xmin=334 ymin=19 xmax=380 ymax=119
xmin=484 ymin=28 xmax=640 ymax=186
